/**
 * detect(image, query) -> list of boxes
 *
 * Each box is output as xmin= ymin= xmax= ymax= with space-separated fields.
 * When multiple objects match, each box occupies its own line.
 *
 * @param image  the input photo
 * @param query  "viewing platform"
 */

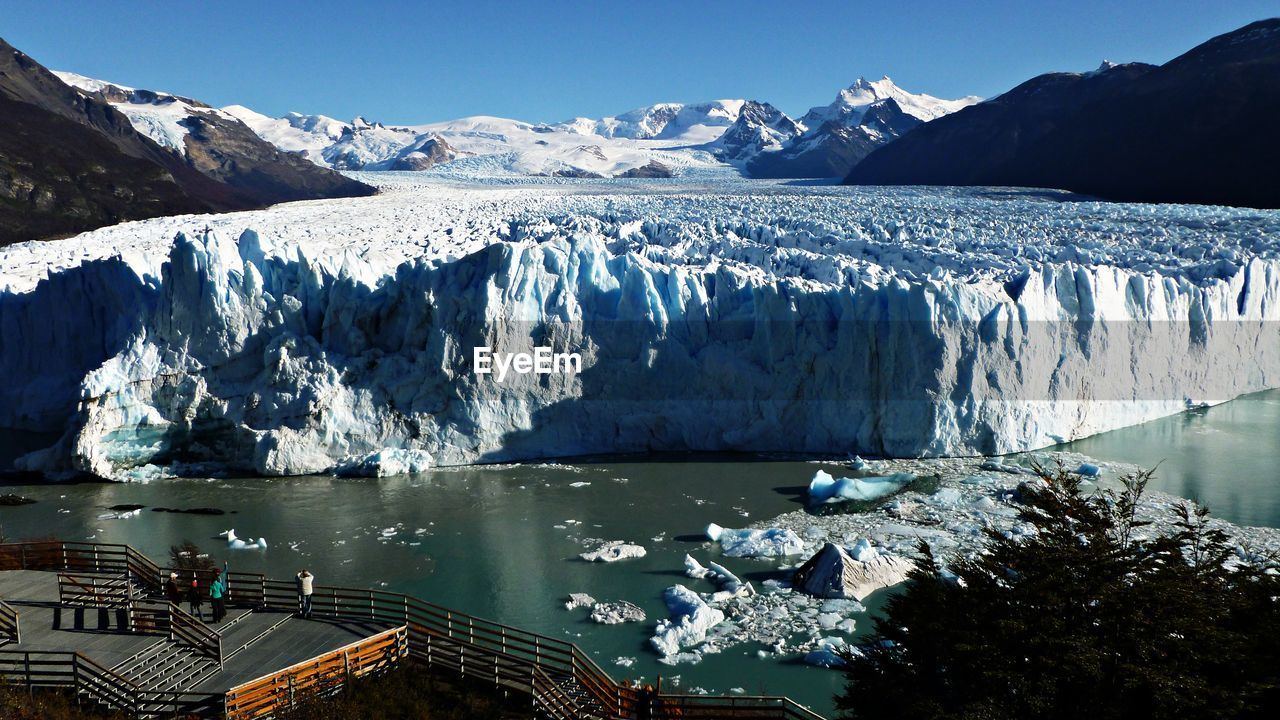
xmin=0 ymin=541 xmax=826 ymax=719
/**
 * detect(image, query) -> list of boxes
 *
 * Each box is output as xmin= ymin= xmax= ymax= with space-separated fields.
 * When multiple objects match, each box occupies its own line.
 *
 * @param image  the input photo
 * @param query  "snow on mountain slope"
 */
xmin=53 ymin=71 xmax=237 ymax=153
xmin=800 ymin=76 xmax=981 ymax=128
xmin=408 ymin=115 xmax=723 ymax=176
xmin=218 ymin=82 xmax=977 ymax=179
xmin=3 ymin=177 xmax=1278 ymax=480
xmin=553 ymin=100 xmax=746 ymax=142
xmin=221 ymin=105 xmax=348 ymax=164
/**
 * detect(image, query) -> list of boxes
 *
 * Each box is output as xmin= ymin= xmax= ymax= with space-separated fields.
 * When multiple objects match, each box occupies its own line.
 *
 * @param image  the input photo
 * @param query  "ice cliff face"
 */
xmin=2 ymin=180 xmax=1278 ymax=480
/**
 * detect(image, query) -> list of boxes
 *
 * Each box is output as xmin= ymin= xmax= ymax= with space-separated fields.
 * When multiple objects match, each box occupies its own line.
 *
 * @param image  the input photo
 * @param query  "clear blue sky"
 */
xmin=3 ymin=1 xmax=1275 ymax=124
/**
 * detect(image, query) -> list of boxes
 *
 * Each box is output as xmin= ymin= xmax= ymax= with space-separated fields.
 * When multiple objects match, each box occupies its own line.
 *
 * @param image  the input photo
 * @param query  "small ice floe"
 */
xmin=1076 ymin=462 xmax=1101 ymax=477
xmin=650 ymin=585 xmax=725 ymax=657
xmin=706 ymin=526 xmax=805 ymax=558
xmin=564 ymin=593 xmax=597 ymax=610
xmin=803 ymin=637 xmax=850 ymax=668
xmin=569 ymin=481 xmax=591 ymax=488
xmin=808 ymin=470 xmax=913 ymax=504
xmin=614 ymin=656 xmax=637 ymax=668
xmin=979 ymin=458 xmax=1032 ymax=475
xmin=657 ymin=651 xmax=704 ymax=666
xmin=590 ymin=601 xmax=647 ymax=624
xmin=924 ymin=487 xmax=963 ymax=507
xmin=580 ymin=541 xmax=647 ymax=562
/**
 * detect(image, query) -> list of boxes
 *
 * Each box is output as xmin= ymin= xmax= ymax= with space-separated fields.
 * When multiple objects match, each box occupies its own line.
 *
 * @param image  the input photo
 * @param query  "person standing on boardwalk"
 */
xmin=186 ymin=577 xmax=204 ymax=621
xmin=209 ymin=567 xmax=228 ymax=622
xmin=164 ymin=572 xmax=181 ymax=605
xmin=296 ymin=569 xmax=314 ymax=619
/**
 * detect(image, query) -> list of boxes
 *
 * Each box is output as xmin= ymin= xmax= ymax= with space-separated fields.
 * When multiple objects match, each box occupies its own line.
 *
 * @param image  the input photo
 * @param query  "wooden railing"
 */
xmin=169 ymin=601 xmax=223 ymax=664
xmin=223 ymin=625 xmax=408 ymax=720
xmin=0 ymin=541 xmax=162 ymax=595
xmin=0 ymin=649 xmax=221 ymax=716
xmin=129 ymin=600 xmax=223 ymax=664
xmin=57 ymin=571 xmax=133 ymax=609
xmin=0 ymin=598 xmax=19 ymax=644
xmin=2 ymin=541 xmax=829 ymax=720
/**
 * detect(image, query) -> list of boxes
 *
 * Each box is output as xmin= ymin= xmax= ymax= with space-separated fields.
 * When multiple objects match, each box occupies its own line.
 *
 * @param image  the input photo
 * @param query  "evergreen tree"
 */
xmin=837 ymin=464 xmax=1280 ymax=720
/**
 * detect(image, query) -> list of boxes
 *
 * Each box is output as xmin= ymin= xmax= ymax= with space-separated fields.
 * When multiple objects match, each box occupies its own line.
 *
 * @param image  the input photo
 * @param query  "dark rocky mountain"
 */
xmin=747 ymin=98 xmax=922 ymax=179
xmin=617 ymin=160 xmax=674 ymax=178
xmin=0 ymin=37 xmax=374 ymax=245
xmin=714 ymin=100 xmax=804 ymax=163
xmin=845 ymin=19 xmax=1280 ymax=208
xmin=721 ymin=78 xmax=976 ymax=179
xmin=387 ymin=135 xmax=460 ymax=171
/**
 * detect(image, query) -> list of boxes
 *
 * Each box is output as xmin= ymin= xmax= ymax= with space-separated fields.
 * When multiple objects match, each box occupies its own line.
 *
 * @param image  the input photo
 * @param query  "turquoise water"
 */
xmin=3 ymin=390 xmax=1280 ymax=715
xmin=0 ymin=458 xmax=861 ymax=714
xmin=1058 ymin=389 xmax=1280 ymax=529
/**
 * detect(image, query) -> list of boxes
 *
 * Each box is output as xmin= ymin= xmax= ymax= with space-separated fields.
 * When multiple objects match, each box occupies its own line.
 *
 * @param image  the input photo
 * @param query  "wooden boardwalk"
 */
xmin=0 ymin=541 xmax=827 ymax=720
xmin=0 ymin=567 xmax=397 ymax=715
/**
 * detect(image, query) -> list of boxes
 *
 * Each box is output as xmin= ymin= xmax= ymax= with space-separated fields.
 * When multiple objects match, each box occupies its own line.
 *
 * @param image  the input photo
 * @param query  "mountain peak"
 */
xmin=803 ymin=76 xmax=980 ymax=129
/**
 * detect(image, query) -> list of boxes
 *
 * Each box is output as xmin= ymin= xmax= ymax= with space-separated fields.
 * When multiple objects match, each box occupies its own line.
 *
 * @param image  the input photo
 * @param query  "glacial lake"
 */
xmin=2 ymin=388 xmax=1279 ymax=715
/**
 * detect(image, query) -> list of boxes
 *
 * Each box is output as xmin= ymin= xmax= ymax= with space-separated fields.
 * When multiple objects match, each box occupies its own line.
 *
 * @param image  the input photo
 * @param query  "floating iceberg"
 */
xmin=564 ymin=593 xmax=596 ymax=610
xmin=580 ymin=541 xmax=647 ymax=562
xmin=713 ymin=527 xmax=806 ymax=558
xmin=792 ymin=542 xmax=913 ymax=600
xmin=650 ymin=585 xmax=726 ymax=657
xmin=808 ymin=470 xmax=914 ymax=504
xmin=590 ymin=601 xmax=646 ymax=624
xmin=220 ymin=528 xmax=267 ymax=550
xmin=684 ymin=554 xmax=753 ymax=597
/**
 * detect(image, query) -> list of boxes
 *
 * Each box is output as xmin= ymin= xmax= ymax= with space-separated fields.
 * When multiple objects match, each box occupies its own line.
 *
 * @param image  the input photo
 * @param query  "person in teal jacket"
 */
xmin=209 ymin=566 xmax=228 ymax=622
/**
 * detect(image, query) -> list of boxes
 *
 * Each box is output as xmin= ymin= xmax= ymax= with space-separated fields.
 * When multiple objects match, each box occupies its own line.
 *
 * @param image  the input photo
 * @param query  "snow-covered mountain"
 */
xmin=221 ymin=105 xmax=349 ymax=165
xmin=741 ymin=77 xmax=981 ymax=178
xmin=50 ymin=70 xmax=375 ymax=205
xmin=219 ymin=80 xmax=978 ymax=179
xmin=226 ymin=107 xmax=727 ymax=177
xmin=53 ymin=71 xmax=239 ymax=152
xmin=552 ymin=100 xmax=745 ymax=142
xmin=0 ymin=36 xmax=371 ymax=246
xmin=799 ymin=76 xmax=981 ymax=128
xmin=710 ymin=101 xmax=805 ymax=163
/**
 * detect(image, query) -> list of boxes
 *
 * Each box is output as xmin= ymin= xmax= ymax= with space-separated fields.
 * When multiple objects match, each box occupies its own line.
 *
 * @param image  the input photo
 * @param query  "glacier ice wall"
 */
xmin=3 ymin=193 xmax=1279 ymax=480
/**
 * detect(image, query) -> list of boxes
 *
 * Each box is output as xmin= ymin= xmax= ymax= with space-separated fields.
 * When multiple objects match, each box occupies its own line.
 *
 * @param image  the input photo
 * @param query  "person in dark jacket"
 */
xmin=164 ymin=572 xmax=181 ymax=605
xmin=186 ymin=577 xmax=204 ymax=621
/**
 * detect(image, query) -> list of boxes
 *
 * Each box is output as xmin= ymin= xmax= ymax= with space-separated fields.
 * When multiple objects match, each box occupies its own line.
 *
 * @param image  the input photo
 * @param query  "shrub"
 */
xmin=277 ymin=665 xmax=529 ymax=720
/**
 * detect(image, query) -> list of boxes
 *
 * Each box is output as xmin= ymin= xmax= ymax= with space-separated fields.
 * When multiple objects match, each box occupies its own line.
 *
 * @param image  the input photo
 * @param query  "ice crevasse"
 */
xmin=2 ymin=212 xmax=1280 ymax=480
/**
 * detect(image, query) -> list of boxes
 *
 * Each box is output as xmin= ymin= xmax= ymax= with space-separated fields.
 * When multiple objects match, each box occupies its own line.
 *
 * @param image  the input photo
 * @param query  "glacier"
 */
xmin=1 ymin=177 xmax=1279 ymax=480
